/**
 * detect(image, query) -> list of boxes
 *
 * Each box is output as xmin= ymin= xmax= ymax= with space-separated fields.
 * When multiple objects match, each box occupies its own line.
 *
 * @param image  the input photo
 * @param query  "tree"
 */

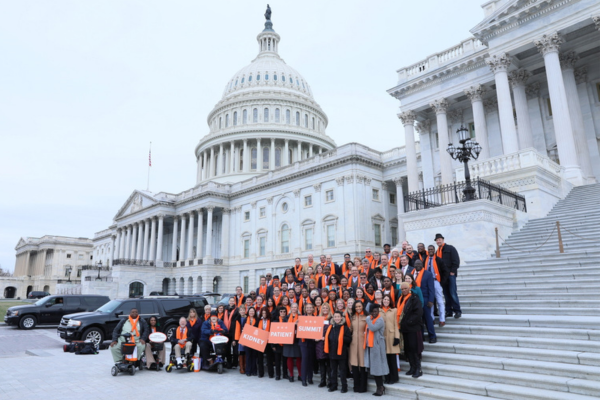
xmin=0 ymin=265 xmax=13 ymax=277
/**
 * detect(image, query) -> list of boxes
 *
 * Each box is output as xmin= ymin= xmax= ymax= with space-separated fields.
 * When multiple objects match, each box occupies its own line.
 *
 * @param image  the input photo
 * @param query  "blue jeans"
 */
xmin=443 ymin=275 xmax=461 ymax=313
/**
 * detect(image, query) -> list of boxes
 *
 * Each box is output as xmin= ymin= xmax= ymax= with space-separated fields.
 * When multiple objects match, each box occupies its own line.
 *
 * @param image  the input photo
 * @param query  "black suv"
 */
xmin=4 ymin=295 xmax=110 ymax=329
xmin=57 ymin=296 xmax=207 ymax=345
xmin=28 ymin=291 xmax=51 ymax=299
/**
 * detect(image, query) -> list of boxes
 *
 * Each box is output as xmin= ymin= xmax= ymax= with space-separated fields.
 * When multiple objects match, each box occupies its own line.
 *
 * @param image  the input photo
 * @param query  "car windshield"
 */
xmin=96 ymin=300 xmax=123 ymax=313
xmin=34 ymin=296 xmax=52 ymax=306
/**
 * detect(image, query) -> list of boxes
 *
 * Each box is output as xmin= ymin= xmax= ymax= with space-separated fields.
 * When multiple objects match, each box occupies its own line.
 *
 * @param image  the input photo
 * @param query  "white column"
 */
xmin=205 ymin=206 xmax=214 ymax=259
xmin=430 ymin=99 xmax=454 ymax=185
xmin=218 ymin=144 xmax=224 ymax=176
xmin=142 ymin=219 xmax=150 ymax=260
xmin=222 ymin=208 xmax=230 ymax=260
xmin=196 ymin=209 xmax=204 ymax=261
xmin=149 ymin=217 xmax=157 ymax=262
xmin=230 ymin=142 xmax=235 ymax=173
xmin=136 ymin=222 xmax=144 ymax=260
xmin=399 ymin=111 xmax=419 ymax=193
xmin=270 ymin=138 xmax=275 ymax=169
xmin=257 ymin=138 xmax=263 ymax=172
xmin=156 ymin=215 xmax=164 ymax=263
xmin=309 ymin=144 xmax=313 ymax=158
xmin=464 ymin=85 xmax=491 ymax=160
xmin=560 ymin=52 xmax=595 ymax=181
xmin=243 ymin=139 xmax=249 ymax=173
xmin=115 ymin=229 xmax=122 ymax=260
xmin=509 ymin=70 xmax=534 ymax=150
xmin=393 ymin=177 xmax=405 ymax=245
xmin=282 ymin=139 xmax=292 ymax=165
xmin=171 ymin=216 xmax=179 ymax=262
xmin=110 ymin=235 xmax=116 ymax=267
xmin=187 ymin=211 xmax=195 ymax=260
xmin=534 ymin=33 xmax=583 ymax=185
xmin=179 ymin=213 xmax=187 ymax=263
xmin=202 ymin=151 xmax=208 ymax=180
xmin=119 ymin=227 xmax=127 ymax=259
xmin=130 ymin=223 xmax=138 ymax=260
xmin=297 ymin=141 xmax=302 ymax=162
xmin=486 ymin=53 xmax=519 ymax=154
xmin=416 ymin=119 xmax=435 ymax=188
xmin=209 ymin=147 xmax=215 ymax=178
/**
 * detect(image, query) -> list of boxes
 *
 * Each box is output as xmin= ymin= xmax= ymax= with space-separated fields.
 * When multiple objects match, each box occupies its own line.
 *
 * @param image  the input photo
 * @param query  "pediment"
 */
xmin=114 ymin=190 xmax=158 ymax=220
xmin=371 ymin=213 xmax=385 ymax=222
xmin=15 ymin=237 xmax=27 ymax=250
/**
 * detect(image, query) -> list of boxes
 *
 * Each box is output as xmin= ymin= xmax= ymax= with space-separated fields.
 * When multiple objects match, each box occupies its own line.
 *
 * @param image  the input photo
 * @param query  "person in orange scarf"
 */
xmin=258 ymin=308 xmax=274 ymax=378
xmin=349 ymin=301 xmax=368 ymax=393
xmin=186 ymin=308 xmax=202 ymax=356
xmin=315 ymin=303 xmax=332 ymax=388
xmin=381 ymin=295 xmax=400 ymax=384
xmin=224 ymin=297 xmax=238 ymax=369
xmin=110 ymin=308 xmax=148 ymax=365
xmin=399 ymin=282 xmax=423 ymax=378
xmin=171 ymin=317 xmax=193 ymax=368
xmin=283 ymin=302 xmax=302 ymax=382
xmin=199 ymin=311 xmax=228 ymax=370
xmin=324 ymin=311 xmax=352 ymax=393
xmin=364 ymin=304 xmax=389 ymax=396
xmin=425 ymin=244 xmax=449 ymax=327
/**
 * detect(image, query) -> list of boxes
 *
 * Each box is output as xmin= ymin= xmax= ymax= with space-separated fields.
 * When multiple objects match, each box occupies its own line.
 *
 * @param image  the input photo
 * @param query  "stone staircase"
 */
xmin=379 ymin=183 xmax=600 ymax=399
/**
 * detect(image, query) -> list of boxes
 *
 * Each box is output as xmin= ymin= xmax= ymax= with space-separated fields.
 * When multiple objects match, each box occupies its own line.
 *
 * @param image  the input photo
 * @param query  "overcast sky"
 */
xmin=0 ymin=0 xmax=487 ymax=272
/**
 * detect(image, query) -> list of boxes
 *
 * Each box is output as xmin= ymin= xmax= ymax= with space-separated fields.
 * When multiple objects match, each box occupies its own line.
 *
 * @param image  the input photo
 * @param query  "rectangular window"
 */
xmin=389 ymin=193 xmax=396 ymax=205
xmin=327 ymin=225 xmax=335 ymax=247
xmin=372 ymin=189 xmax=380 ymax=201
xmin=77 ymin=269 xmax=82 ymax=278
xmin=304 ymin=195 xmax=312 ymax=207
xmin=243 ymin=276 xmax=249 ymax=294
xmin=259 ymin=207 xmax=266 ymax=218
xmin=374 ymin=224 xmax=382 ymax=246
xmin=244 ymin=211 xmax=250 ymax=221
xmin=243 ymin=109 xmax=248 ymax=124
xmin=275 ymin=108 xmax=280 ymax=123
xmin=547 ymin=98 xmax=553 ymax=117
xmin=78 ymin=254 xmax=83 ymax=260
xmin=468 ymin=122 xmax=476 ymax=139
xmin=325 ymin=189 xmax=334 ymax=202
xmin=391 ymin=227 xmax=398 ymax=248
xmin=243 ymin=239 xmax=250 ymax=258
xmin=305 ymin=228 xmax=313 ymax=250
xmin=596 ymin=82 xmax=600 ymax=102
xmin=286 ymin=110 xmax=291 ymax=124
xmin=434 ymin=132 xmax=439 ymax=149
xmin=66 ymin=254 xmax=71 ymax=259
xmin=259 ymin=237 xmax=266 ymax=256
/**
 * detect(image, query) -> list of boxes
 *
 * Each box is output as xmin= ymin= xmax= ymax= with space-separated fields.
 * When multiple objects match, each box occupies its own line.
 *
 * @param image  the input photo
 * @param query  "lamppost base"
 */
xmin=463 ymin=186 xmax=476 ymax=201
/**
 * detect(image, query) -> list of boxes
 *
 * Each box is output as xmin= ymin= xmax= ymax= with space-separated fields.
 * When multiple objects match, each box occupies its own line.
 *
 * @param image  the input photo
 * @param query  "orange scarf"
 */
xmin=261 ymin=318 xmax=271 ymax=331
xmin=248 ymin=316 xmax=256 ymax=327
xmin=415 ymin=270 xmax=424 ymax=287
xmin=324 ymin=324 xmax=345 ymax=356
xmin=176 ymin=326 xmax=188 ymax=348
xmin=384 ymin=286 xmax=396 ymax=306
xmin=363 ymin=315 xmax=381 ymax=349
xmin=209 ymin=321 xmax=222 ymax=339
xmin=236 ymin=295 xmax=244 ymax=307
xmin=364 ymin=291 xmax=375 ymax=303
xmin=217 ymin=312 xmax=224 ymax=320
xmin=258 ymin=285 xmax=267 ymax=297
xmin=204 ymin=312 xmax=210 ymax=321
xmin=382 ymin=306 xmax=390 ymax=313
xmin=344 ymin=312 xmax=352 ymax=328
xmin=128 ymin=316 xmax=140 ymax=343
xmin=294 ymin=264 xmax=303 ymax=276
xmin=151 ymin=326 xmax=157 ymax=333
xmin=273 ymin=295 xmax=282 ymax=307
xmin=396 ymin=293 xmax=411 ymax=324
xmin=188 ymin=318 xmax=197 ymax=327
xmin=288 ymin=314 xmax=298 ymax=323
xmin=437 ymin=244 xmax=444 ymax=259
xmin=224 ymin=310 xmax=235 ymax=329
xmin=424 ymin=256 xmax=441 ymax=283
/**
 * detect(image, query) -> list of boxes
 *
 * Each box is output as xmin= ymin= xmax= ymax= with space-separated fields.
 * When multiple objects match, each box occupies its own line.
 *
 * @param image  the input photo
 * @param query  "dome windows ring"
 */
xmin=282 ymin=75 xmax=286 ymax=82
xmin=257 ymin=74 xmax=261 ymax=81
xmin=282 ymin=202 xmax=289 ymax=213
xmin=265 ymin=73 xmax=269 ymax=80
xmin=274 ymin=74 xmax=278 ymax=81
xmin=249 ymin=75 xmax=252 ymax=82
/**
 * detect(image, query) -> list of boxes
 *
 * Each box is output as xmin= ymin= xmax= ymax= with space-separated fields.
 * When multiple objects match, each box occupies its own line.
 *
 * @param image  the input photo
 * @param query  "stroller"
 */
xmin=111 ymin=333 xmax=143 ymax=376
xmin=203 ymin=335 xmax=229 ymax=374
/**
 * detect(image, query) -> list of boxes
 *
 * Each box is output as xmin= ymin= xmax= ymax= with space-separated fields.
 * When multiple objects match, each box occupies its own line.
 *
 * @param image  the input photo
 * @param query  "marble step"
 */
xmin=424 ymin=342 xmax=600 ymax=366
xmin=459 ymin=286 xmax=599 ymax=295
xmin=460 ymin=263 xmax=599 ymax=276
xmin=415 ymin=361 xmax=600 ymax=396
xmin=461 ymin=306 xmax=600 ymax=316
xmin=458 ymin=278 xmax=600 ymax=289
xmin=460 ymin=299 xmax=599 ymax=308
xmin=462 ymin=251 xmax=600 ymax=266
xmin=459 ymin=293 xmax=600 ymax=302
xmin=365 ymin=381 xmax=505 ymax=400
xmin=438 ymin=324 xmax=600 ymax=341
xmin=435 ymin=332 xmax=600 ymax=352
xmin=512 ymin=216 xmax=600 ymax=229
xmin=422 ymin=352 xmax=600 ymax=381
xmin=498 ymin=244 xmax=599 ymax=256
xmin=459 ymin=272 xmax=600 ymax=284
xmin=440 ymin=314 xmax=600 ymax=330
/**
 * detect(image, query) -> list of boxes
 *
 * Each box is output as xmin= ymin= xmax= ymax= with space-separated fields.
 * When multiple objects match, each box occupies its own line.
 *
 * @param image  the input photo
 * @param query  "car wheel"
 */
xmin=111 ymin=366 xmax=118 ymax=376
xmin=19 ymin=315 xmax=37 ymax=330
xmin=164 ymin=324 xmax=176 ymax=341
xmin=83 ymin=328 xmax=104 ymax=346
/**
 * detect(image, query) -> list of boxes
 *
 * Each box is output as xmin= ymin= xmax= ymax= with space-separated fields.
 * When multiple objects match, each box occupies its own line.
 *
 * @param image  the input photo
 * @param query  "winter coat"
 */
xmin=324 ymin=322 xmax=352 ymax=360
xmin=199 ymin=319 xmax=228 ymax=342
xmin=363 ymin=315 xmax=389 ymax=377
xmin=399 ymin=293 xmax=423 ymax=333
xmin=381 ymin=308 xmax=400 ymax=354
xmin=112 ymin=317 xmax=148 ymax=342
xmin=348 ymin=313 xmax=367 ymax=367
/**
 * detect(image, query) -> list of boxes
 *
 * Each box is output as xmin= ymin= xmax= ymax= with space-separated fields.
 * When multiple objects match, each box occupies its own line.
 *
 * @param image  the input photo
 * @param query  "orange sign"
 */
xmin=239 ymin=324 xmax=269 ymax=352
xmin=268 ymin=322 xmax=296 ymax=344
xmin=297 ymin=316 xmax=325 ymax=340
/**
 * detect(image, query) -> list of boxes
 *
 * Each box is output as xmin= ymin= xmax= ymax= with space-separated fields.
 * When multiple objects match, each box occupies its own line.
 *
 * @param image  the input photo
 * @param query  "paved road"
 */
xmin=0 ymin=324 xmax=375 ymax=399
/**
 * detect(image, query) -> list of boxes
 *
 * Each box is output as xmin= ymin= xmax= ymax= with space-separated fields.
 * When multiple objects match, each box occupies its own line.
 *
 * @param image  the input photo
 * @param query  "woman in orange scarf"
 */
xmin=258 ymin=308 xmax=274 ymax=378
xmin=283 ymin=302 xmax=302 ymax=382
xmin=349 ymin=301 xmax=368 ymax=393
xmin=325 ymin=311 xmax=352 ymax=393
xmin=315 ymin=303 xmax=332 ymax=388
xmin=244 ymin=307 xmax=259 ymax=377
xmin=186 ymin=308 xmax=201 ymax=356
xmin=364 ymin=304 xmax=389 ymax=396
xmin=381 ymin=295 xmax=400 ymax=385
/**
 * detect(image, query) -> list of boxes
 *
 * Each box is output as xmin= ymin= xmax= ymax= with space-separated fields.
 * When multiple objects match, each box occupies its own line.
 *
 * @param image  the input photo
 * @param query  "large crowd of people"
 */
xmin=112 ymin=233 xmax=461 ymax=396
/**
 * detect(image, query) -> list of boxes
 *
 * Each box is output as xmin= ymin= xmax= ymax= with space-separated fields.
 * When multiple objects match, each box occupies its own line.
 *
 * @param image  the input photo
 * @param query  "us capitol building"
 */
xmin=6 ymin=1 xmax=600 ymax=299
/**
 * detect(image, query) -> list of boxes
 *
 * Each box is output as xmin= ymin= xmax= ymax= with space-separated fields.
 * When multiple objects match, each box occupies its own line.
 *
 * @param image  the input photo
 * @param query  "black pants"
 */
xmin=318 ymin=359 xmax=329 ymax=384
xmin=329 ymin=358 xmax=348 ymax=390
xmin=228 ymin=340 xmax=238 ymax=368
xmin=386 ymin=354 xmax=399 ymax=383
xmin=199 ymin=340 xmax=211 ymax=368
xmin=246 ymin=348 xmax=258 ymax=376
xmin=299 ymin=340 xmax=315 ymax=383
xmin=352 ymin=366 xmax=368 ymax=393
xmin=403 ymin=331 xmax=419 ymax=372
xmin=273 ymin=349 xmax=286 ymax=378
xmin=374 ymin=375 xmax=384 ymax=389
xmin=258 ymin=346 xmax=274 ymax=377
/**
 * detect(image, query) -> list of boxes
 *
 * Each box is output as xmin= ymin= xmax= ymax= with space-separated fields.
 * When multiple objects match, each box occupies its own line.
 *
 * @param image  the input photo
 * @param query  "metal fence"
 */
xmin=404 ymin=178 xmax=527 ymax=213
xmin=112 ymin=259 xmax=155 ymax=267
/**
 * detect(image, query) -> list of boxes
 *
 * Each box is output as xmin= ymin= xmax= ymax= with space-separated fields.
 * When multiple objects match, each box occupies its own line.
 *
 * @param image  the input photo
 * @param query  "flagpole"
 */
xmin=147 ymin=141 xmax=152 ymax=191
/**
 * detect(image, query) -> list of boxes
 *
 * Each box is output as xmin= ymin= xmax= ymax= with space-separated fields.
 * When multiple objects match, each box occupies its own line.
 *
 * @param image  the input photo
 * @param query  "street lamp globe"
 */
xmin=447 ymin=143 xmax=456 ymax=156
xmin=457 ymin=125 xmax=470 ymax=143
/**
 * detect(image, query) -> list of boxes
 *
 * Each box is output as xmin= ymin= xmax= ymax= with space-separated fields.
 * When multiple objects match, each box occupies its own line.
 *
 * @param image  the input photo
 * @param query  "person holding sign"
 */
xmin=271 ymin=307 xmax=289 ymax=381
xmin=298 ymin=303 xmax=317 ymax=387
xmin=258 ymin=308 xmax=274 ymax=378
xmin=315 ymin=303 xmax=332 ymax=388
xmin=324 ymin=311 xmax=352 ymax=393
xmin=244 ymin=307 xmax=259 ymax=376
xmin=283 ymin=303 xmax=302 ymax=382
xmin=364 ymin=304 xmax=389 ymax=396
xmin=349 ymin=301 xmax=368 ymax=393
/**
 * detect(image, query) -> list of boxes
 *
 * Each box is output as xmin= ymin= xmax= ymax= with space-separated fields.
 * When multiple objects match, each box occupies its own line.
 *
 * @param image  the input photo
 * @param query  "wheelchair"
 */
xmin=141 ymin=331 xmax=167 ymax=371
xmin=202 ymin=335 xmax=229 ymax=374
xmin=165 ymin=343 xmax=195 ymax=373
xmin=111 ymin=333 xmax=143 ymax=376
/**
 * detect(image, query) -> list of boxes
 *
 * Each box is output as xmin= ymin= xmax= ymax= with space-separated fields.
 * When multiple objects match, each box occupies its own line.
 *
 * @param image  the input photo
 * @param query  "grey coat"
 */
xmin=363 ymin=316 xmax=389 ymax=377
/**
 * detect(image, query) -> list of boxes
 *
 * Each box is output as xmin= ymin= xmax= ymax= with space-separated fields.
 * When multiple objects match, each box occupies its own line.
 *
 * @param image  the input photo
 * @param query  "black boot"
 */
xmin=412 ymin=360 xmax=423 ymax=378
xmin=359 ymin=369 xmax=369 ymax=393
xmin=373 ymin=386 xmax=384 ymax=396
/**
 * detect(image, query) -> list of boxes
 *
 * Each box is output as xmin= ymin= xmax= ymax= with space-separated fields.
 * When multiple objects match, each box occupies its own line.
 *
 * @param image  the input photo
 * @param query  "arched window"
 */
xmin=239 ymin=149 xmax=244 ymax=170
xmin=304 ymin=114 xmax=308 ymax=128
xmin=243 ymin=109 xmax=247 ymax=124
xmin=129 ymin=282 xmax=144 ymax=298
xmin=274 ymin=74 xmax=278 ymax=81
xmin=257 ymin=74 xmax=261 ymax=81
xmin=241 ymin=77 xmax=245 ymax=84
xmin=265 ymin=73 xmax=269 ymax=80
xmin=281 ymin=224 xmax=290 ymax=253
xmin=263 ymin=147 xmax=269 ymax=169
xmin=251 ymin=148 xmax=257 ymax=170
xmin=253 ymin=108 xmax=258 ymax=123
xmin=234 ymin=79 xmax=238 ymax=86
xmin=233 ymin=111 xmax=238 ymax=126
xmin=264 ymin=108 xmax=269 ymax=122
xmin=275 ymin=148 xmax=282 ymax=167
xmin=249 ymin=75 xmax=253 ymax=82
xmin=289 ymin=149 xmax=293 ymax=163
xmin=286 ymin=110 xmax=291 ymax=124
xmin=296 ymin=112 xmax=300 ymax=126
xmin=225 ymin=114 xmax=229 ymax=127
xmin=312 ymin=117 xmax=315 ymax=130
xmin=275 ymin=108 xmax=280 ymax=123
xmin=219 ymin=117 xmax=222 ymax=129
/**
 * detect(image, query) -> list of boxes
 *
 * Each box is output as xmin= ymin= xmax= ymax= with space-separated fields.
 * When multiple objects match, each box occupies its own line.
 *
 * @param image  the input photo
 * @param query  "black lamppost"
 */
xmin=447 ymin=125 xmax=482 ymax=201
xmin=95 ymin=260 xmax=103 ymax=281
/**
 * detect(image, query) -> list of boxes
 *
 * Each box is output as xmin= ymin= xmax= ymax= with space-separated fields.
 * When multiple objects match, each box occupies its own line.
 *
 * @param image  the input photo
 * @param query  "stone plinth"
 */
xmin=402 ymin=200 xmax=527 ymax=262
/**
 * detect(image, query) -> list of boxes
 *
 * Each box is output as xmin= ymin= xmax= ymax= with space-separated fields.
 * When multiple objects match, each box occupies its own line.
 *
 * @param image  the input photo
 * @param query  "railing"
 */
xmin=164 ymin=262 xmax=176 ymax=268
xmin=84 ymin=276 xmax=113 ymax=282
xmin=112 ymin=259 xmax=155 ymax=267
xmin=404 ymin=178 xmax=527 ymax=213
xmin=56 ymin=279 xmax=81 ymax=284
xmin=214 ymin=259 xmax=224 ymax=265
xmin=81 ymin=265 xmax=110 ymax=271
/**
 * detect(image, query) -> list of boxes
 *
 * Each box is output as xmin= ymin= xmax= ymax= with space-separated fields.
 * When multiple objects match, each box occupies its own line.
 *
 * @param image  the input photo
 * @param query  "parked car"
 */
xmin=28 ymin=291 xmax=51 ymax=299
xmin=4 ymin=295 xmax=110 ymax=330
xmin=57 ymin=295 xmax=208 ymax=345
xmin=214 ymin=293 xmax=234 ymax=310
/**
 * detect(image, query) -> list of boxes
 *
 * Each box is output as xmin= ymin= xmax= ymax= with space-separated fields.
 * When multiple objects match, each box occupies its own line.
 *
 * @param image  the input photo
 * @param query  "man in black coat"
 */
xmin=435 ymin=233 xmax=462 ymax=318
xmin=325 ymin=311 xmax=353 ymax=393
xmin=399 ymin=282 xmax=423 ymax=378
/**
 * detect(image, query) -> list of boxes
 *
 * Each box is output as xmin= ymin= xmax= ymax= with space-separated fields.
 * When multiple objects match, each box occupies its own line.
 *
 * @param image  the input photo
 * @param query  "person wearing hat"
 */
xmin=199 ymin=310 xmax=228 ymax=369
xmin=434 ymin=233 xmax=462 ymax=318
xmin=364 ymin=303 xmax=389 ymax=396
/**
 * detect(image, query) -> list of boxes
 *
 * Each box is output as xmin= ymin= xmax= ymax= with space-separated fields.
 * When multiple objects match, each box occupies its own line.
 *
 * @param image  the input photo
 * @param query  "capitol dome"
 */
xmin=195 ymin=8 xmax=336 ymax=184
